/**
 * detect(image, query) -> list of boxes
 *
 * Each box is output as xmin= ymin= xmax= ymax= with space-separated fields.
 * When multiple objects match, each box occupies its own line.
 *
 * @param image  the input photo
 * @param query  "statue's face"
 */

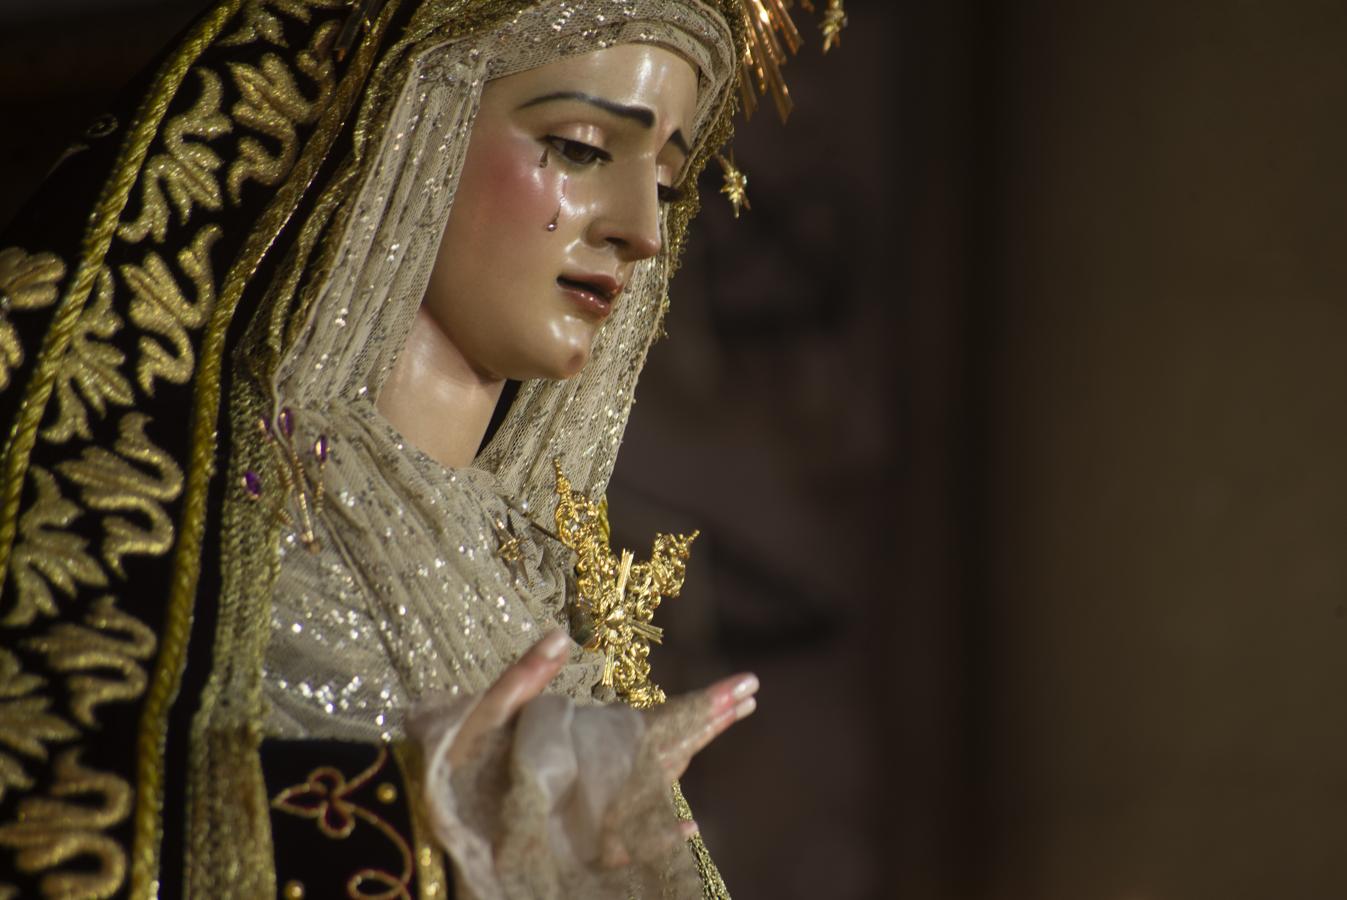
xmin=424 ymin=43 xmax=699 ymax=381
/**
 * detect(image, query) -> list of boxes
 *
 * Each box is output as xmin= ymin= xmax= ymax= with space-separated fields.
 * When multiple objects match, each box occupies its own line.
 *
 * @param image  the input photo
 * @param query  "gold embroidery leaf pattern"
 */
xmin=219 ymin=0 xmax=340 ymax=49
xmin=122 ymin=226 xmax=221 ymax=395
xmin=116 ymin=68 xmax=233 ymax=246
xmin=56 ymin=412 xmax=184 ymax=579
xmin=6 ymin=468 xmax=107 ymax=628
xmin=0 ymin=748 xmax=130 ymax=899
xmin=42 ymin=266 xmax=134 ymax=444
xmin=0 ymin=649 xmax=78 ymax=806
xmin=23 ymin=596 xmax=157 ymax=728
xmin=0 ymin=248 xmax=66 ymax=392
xmin=225 ymin=22 xmax=338 ymax=204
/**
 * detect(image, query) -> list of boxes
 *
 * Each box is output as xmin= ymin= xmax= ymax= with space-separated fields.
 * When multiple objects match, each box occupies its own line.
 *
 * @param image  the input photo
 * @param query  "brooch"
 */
xmin=552 ymin=461 xmax=697 ymax=709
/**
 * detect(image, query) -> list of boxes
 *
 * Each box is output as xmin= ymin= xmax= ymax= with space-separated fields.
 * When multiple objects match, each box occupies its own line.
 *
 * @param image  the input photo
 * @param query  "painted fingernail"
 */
xmin=731 ymin=674 xmax=759 ymax=701
xmin=734 ymin=697 xmax=756 ymax=720
xmin=539 ymin=629 xmax=573 ymax=660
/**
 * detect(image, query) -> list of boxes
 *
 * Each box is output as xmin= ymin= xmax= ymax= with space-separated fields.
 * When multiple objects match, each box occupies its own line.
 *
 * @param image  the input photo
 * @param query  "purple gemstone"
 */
xmin=278 ymin=407 xmax=294 ymax=438
xmin=243 ymin=470 xmax=262 ymax=497
xmin=314 ymin=435 xmax=329 ymax=463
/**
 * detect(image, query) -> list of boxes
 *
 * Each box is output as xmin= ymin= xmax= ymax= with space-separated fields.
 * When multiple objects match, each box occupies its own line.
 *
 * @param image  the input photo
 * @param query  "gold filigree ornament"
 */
xmin=552 ymin=461 xmax=697 ymax=710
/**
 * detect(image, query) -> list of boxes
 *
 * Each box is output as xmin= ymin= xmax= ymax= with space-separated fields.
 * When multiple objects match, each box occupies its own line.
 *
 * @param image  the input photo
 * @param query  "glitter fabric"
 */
xmin=260 ymin=0 xmax=734 ymax=744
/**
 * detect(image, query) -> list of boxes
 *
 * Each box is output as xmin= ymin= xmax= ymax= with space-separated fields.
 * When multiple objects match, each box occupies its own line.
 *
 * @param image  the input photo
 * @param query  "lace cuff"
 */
xmin=407 ymin=691 xmax=706 ymax=900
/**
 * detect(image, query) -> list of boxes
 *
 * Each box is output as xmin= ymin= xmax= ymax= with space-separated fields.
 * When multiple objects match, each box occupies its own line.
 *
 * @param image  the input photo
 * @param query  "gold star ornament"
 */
xmin=716 ymin=153 xmax=751 ymax=219
xmin=553 ymin=461 xmax=698 ymax=709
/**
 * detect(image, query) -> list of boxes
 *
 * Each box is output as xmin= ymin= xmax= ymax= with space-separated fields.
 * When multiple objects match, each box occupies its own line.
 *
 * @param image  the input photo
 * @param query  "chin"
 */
xmin=551 ymin=348 xmax=591 ymax=380
xmin=507 ymin=343 xmax=592 ymax=381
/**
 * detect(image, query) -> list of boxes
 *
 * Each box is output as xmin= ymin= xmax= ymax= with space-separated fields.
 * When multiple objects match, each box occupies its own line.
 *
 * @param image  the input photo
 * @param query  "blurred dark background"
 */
xmin=3 ymin=1 xmax=1346 ymax=898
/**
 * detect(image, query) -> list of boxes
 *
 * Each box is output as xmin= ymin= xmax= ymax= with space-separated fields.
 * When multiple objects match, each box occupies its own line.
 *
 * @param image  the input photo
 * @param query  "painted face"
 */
xmin=422 ymin=43 xmax=700 ymax=381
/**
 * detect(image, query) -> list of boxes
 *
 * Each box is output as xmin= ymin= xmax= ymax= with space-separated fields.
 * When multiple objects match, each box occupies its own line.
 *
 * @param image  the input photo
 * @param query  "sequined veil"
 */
xmin=0 ymin=0 xmax=748 ymax=897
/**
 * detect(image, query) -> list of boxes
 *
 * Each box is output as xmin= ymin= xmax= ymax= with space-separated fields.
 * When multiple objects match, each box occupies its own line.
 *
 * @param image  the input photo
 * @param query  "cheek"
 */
xmin=463 ymin=131 xmax=557 ymax=234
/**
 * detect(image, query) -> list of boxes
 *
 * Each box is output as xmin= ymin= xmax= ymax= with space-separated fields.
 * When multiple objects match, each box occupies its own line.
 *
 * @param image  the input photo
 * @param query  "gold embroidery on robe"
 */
xmin=0 ymin=748 xmax=131 ymax=899
xmin=0 ymin=649 xmax=78 ymax=806
xmin=271 ymin=746 xmax=416 ymax=900
xmin=41 ymin=266 xmax=133 ymax=445
xmin=220 ymin=0 xmax=347 ymax=49
xmin=56 ymin=412 xmax=185 ymax=578
xmin=0 ymin=248 xmax=66 ymax=392
xmin=23 ymin=595 xmax=157 ymax=728
xmin=6 ymin=468 xmax=107 ymax=627
xmin=226 ymin=21 xmax=339 ymax=204
xmin=122 ymin=226 xmax=222 ymax=395
xmin=117 ymin=68 xmax=233 ymax=245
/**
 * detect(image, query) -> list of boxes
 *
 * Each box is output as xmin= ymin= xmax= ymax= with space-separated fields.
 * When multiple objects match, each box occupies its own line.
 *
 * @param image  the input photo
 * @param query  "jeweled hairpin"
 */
xmin=243 ymin=407 xmax=329 ymax=552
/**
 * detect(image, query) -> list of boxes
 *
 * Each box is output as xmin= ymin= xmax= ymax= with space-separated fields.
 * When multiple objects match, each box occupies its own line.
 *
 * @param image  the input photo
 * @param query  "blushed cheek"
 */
xmin=475 ymin=132 xmax=558 ymax=232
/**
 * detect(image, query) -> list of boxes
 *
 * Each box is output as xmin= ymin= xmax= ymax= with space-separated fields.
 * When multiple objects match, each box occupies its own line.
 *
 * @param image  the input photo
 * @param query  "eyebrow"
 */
xmin=518 ymin=90 xmax=690 ymax=156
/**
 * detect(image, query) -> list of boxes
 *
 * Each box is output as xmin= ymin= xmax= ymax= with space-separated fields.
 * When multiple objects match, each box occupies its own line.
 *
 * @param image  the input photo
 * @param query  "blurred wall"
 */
xmin=980 ymin=2 xmax=1347 ymax=898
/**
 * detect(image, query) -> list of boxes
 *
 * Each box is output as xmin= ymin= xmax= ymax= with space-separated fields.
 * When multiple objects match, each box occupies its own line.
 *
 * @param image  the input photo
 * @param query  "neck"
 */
xmin=376 ymin=306 xmax=505 ymax=468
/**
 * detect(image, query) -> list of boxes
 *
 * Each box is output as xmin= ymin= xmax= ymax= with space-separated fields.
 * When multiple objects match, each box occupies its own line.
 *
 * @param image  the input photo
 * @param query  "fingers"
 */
xmin=478 ymin=628 xmax=574 ymax=728
xmin=449 ymin=629 xmax=573 ymax=766
xmin=656 ymin=672 xmax=758 ymax=779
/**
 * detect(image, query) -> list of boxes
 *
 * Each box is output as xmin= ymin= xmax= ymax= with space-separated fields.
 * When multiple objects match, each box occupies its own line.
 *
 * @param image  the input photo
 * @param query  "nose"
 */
xmin=583 ymin=166 xmax=663 ymax=262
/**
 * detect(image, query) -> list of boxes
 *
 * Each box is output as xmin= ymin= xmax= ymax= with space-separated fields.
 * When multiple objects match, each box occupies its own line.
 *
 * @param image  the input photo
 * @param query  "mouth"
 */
xmin=557 ymin=273 xmax=622 ymax=318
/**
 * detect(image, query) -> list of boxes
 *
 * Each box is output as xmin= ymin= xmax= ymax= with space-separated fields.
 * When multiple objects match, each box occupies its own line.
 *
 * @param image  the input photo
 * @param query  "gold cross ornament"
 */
xmin=552 ymin=461 xmax=698 ymax=709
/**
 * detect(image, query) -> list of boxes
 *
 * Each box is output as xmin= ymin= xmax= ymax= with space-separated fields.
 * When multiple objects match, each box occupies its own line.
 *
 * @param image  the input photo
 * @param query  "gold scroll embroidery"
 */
xmin=0 ymin=649 xmax=77 ymax=806
xmin=116 ymin=68 xmax=233 ymax=246
xmin=271 ymin=746 xmax=414 ymax=900
xmin=225 ymin=21 xmax=338 ymax=204
xmin=24 ymin=595 xmax=157 ymax=728
xmin=6 ymin=468 xmax=107 ymax=627
xmin=122 ymin=226 xmax=221 ymax=395
xmin=0 ymin=748 xmax=131 ymax=899
xmin=42 ymin=266 xmax=133 ymax=444
xmin=0 ymin=248 xmax=66 ymax=392
xmin=221 ymin=0 xmax=348 ymax=48
xmin=56 ymin=412 xmax=184 ymax=579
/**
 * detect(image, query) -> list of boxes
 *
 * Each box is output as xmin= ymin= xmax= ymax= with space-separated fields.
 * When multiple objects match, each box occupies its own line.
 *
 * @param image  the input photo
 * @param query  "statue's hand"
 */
xmin=443 ymin=629 xmax=758 ymax=863
xmin=449 ymin=629 xmax=757 ymax=770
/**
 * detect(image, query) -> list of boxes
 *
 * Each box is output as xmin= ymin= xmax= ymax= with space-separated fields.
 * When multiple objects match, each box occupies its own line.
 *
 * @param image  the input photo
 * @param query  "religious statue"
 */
xmin=0 ymin=0 xmax=844 ymax=896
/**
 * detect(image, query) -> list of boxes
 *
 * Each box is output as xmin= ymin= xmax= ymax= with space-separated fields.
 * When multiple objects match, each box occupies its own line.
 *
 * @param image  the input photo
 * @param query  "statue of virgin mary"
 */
xmin=0 ymin=0 xmax=841 ymax=896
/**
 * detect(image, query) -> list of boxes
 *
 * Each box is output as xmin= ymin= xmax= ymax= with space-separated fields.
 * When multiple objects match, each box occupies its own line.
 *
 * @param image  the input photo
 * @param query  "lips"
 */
xmin=557 ymin=272 xmax=622 ymax=317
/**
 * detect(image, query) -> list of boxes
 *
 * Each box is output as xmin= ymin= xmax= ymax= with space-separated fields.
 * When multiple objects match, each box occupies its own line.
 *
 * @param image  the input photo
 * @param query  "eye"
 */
xmin=657 ymin=184 xmax=686 ymax=205
xmin=543 ymin=135 xmax=612 ymax=166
